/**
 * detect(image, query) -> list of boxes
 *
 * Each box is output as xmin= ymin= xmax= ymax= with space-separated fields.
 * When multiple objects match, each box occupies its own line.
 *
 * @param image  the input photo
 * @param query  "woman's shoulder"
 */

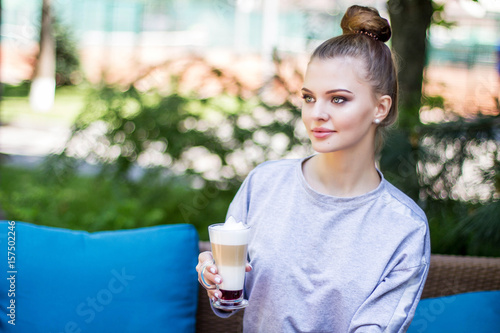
xmin=381 ymin=180 xmax=427 ymax=226
xmin=240 ymin=158 xmax=303 ymax=191
xmin=250 ymin=158 xmax=302 ymax=176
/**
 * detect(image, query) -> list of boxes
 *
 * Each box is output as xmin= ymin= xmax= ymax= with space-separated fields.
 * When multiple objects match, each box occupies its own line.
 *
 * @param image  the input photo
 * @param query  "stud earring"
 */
xmin=373 ymin=118 xmax=381 ymax=124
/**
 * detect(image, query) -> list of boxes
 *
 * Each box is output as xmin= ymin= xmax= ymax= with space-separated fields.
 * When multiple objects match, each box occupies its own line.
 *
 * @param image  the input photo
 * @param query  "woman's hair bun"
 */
xmin=340 ymin=5 xmax=391 ymax=42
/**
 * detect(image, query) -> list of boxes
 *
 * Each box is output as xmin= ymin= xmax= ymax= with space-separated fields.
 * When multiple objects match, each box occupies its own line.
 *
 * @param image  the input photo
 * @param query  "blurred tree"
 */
xmin=63 ymin=56 xmax=305 ymax=185
xmin=387 ymin=0 xmax=479 ymax=130
xmin=380 ymin=0 xmax=436 ymax=203
xmin=0 ymin=0 xmax=2 ymax=102
xmin=387 ymin=0 xmax=433 ymax=130
xmin=383 ymin=0 xmax=500 ymax=257
xmin=20 ymin=1 xmax=497 ymax=254
xmin=29 ymin=0 xmax=56 ymax=112
xmin=384 ymin=0 xmax=458 ymax=201
xmin=53 ymin=18 xmax=81 ymax=86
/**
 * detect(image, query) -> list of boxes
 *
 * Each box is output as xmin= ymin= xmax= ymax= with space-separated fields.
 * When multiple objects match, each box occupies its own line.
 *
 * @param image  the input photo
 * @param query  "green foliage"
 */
xmin=2 ymin=81 xmax=31 ymax=97
xmin=450 ymin=200 xmax=500 ymax=257
xmin=0 ymin=160 xmax=236 ymax=239
xmin=0 ymin=56 xmax=306 ymax=238
xmin=65 ymin=58 xmax=305 ymax=185
xmin=3 ymin=54 xmax=499 ymax=255
xmin=424 ymin=198 xmax=472 ymax=255
xmin=382 ymin=111 xmax=500 ymax=256
xmin=418 ymin=113 xmax=500 ymax=201
xmin=431 ymin=2 xmax=456 ymax=29
xmin=53 ymin=17 xmax=81 ymax=86
xmin=421 ymin=94 xmax=445 ymax=110
xmin=380 ymin=129 xmax=421 ymax=201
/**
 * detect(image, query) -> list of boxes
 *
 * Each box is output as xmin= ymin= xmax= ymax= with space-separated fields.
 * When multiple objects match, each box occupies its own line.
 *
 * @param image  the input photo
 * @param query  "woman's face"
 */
xmin=301 ymin=56 xmax=389 ymax=155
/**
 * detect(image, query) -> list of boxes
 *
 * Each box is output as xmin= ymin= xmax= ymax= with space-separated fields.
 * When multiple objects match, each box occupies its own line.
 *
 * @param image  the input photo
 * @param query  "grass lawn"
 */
xmin=1 ymin=83 xmax=88 ymax=127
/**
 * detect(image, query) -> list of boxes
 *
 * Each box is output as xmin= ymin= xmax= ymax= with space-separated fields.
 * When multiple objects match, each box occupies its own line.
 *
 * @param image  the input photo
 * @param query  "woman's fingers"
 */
xmin=196 ymin=251 xmax=213 ymax=270
xmin=197 ymin=251 xmax=223 ymax=296
xmin=197 ymin=252 xmax=254 ymax=302
xmin=203 ymin=265 xmax=223 ymax=301
xmin=196 ymin=251 xmax=214 ymax=278
xmin=245 ymin=262 xmax=253 ymax=272
xmin=207 ymin=288 xmax=223 ymax=302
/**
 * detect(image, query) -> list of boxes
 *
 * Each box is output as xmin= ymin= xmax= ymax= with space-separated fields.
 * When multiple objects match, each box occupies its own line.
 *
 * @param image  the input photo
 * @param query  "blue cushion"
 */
xmin=0 ymin=221 xmax=199 ymax=333
xmin=408 ymin=291 xmax=500 ymax=333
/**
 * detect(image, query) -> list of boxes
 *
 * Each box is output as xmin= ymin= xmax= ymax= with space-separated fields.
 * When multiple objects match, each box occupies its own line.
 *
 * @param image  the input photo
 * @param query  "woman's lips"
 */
xmin=312 ymin=128 xmax=335 ymax=138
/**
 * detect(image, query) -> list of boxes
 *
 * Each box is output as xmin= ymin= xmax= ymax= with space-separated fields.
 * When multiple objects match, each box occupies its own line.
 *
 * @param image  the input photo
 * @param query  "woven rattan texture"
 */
xmin=421 ymin=254 xmax=500 ymax=299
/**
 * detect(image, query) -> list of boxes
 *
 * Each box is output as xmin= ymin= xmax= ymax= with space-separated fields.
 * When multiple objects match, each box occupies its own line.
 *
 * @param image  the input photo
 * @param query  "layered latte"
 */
xmin=209 ymin=218 xmax=250 ymax=303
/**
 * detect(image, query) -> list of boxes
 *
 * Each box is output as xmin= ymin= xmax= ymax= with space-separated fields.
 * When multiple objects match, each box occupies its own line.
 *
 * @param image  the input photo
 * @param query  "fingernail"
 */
xmin=215 ymin=276 xmax=221 ymax=284
xmin=215 ymin=292 xmax=221 ymax=299
xmin=210 ymin=267 xmax=216 ymax=274
xmin=247 ymin=263 xmax=253 ymax=270
xmin=211 ymin=297 xmax=216 ymax=302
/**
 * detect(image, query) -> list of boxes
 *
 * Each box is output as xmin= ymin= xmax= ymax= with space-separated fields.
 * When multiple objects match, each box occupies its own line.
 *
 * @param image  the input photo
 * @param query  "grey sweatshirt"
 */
xmin=216 ymin=156 xmax=430 ymax=333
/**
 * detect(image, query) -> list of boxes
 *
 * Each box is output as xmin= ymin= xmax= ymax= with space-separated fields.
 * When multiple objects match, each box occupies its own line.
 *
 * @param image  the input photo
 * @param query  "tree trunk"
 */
xmin=29 ymin=0 xmax=56 ymax=112
xmin=0 ymin=0 xmax=3 ymax=103
xmin=387 ymin=0 xmax=434 ymax=130
xmin=380 ymin=0 xmax=434 ymax=202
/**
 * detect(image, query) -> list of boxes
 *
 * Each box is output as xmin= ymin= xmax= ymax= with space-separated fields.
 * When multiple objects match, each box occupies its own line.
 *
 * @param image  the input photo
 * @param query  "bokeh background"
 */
xmin=1 ymin=0 xmax=499 ymax=256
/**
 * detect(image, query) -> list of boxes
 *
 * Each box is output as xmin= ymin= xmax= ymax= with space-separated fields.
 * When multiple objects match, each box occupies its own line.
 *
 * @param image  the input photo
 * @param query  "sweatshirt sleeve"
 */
xmin=348 ymin=255 xmax=430 ymax=332
xmin=347 ymin=182 xmax=431 ymax=333
xmin=348 ymin=223 xmax=430 ymax=333
xmin=224 ymin=163 xmax=261 ymax=224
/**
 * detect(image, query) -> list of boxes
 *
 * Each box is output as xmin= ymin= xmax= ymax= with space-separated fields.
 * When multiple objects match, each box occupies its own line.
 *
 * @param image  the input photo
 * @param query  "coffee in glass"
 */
xmin=206 ymin=217 xmax=250 ymax=310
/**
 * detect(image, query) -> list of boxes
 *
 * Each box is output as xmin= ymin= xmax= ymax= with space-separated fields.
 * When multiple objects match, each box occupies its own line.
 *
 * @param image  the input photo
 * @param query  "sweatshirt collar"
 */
xmin=297 ymin=155 xmax=386 ymax=205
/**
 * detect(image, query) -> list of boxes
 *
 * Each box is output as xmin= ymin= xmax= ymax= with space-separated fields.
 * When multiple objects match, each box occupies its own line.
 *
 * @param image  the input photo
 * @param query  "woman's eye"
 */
xmin=332 ymin=97 xmax=345 ymax=104
xmin=302 ymin=95 xmax=315 ymax=103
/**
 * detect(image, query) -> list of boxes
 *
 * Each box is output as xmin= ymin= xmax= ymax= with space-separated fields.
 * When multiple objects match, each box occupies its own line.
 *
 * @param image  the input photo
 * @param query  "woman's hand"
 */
xmin=196 ymin=251 xmax=253 ymax=303
xmin=196 ymin=251 xmax=222 ymax=301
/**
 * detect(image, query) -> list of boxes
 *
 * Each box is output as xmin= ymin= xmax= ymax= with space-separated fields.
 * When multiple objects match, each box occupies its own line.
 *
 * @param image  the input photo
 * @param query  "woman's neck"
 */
xmin=302 ymin=152 xmax=380 ymax=197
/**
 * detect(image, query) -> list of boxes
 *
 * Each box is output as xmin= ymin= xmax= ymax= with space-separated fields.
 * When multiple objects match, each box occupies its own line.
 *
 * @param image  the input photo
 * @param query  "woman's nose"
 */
xmin=311 ymin=103 xmax=329 ymax=121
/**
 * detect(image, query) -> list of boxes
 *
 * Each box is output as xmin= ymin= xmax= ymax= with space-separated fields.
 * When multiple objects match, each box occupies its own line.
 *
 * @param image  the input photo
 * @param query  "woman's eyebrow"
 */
xmin=301 ymin=87 xmax=353 ymax=95
xmin=325 ymin=89 xmax=353 ymax=95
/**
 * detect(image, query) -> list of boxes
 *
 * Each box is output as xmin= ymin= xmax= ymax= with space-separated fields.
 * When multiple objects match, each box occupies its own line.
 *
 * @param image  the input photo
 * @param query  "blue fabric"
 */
xmin=408 ymin=291 xmax=500 ymax=333
xmin=0 ymin=221 xmax=199 ymax=333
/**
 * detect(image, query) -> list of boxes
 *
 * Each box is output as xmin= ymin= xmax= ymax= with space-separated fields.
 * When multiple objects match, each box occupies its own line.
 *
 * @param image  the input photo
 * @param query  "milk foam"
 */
xmin=210 ymin=216 xmax=249 ymax=245
xmin=222 ymin=216 xmax=246 ymax=230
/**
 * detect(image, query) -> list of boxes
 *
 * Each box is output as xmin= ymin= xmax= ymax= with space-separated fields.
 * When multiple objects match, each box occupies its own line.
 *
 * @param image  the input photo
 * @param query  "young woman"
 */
xmin=197 ymin=5 xmax=430 ymax=332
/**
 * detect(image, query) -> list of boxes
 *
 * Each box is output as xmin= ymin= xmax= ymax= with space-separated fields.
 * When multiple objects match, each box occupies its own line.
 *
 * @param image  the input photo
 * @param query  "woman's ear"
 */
xmin=374 ymin=95 xmax=392 ymax=121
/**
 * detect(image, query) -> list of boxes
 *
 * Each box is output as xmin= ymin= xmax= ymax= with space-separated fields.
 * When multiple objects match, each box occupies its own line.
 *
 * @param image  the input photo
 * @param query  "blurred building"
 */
xmin=1 ymin=0 xmax=500 ymax=112
xmin=424 ymin=0 xmax=500 ymax=116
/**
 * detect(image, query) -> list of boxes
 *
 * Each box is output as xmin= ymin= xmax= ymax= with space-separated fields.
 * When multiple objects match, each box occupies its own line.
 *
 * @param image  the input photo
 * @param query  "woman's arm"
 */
xmin=348 ymin=261 xmax=429 ymax=332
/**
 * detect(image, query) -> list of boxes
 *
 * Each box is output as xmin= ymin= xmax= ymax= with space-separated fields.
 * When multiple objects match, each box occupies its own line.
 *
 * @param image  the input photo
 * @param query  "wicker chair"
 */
xmin=421 ymin=254 xmax=500 ymax=299
xmin=195 ymin=242 xmax=500 ymax=333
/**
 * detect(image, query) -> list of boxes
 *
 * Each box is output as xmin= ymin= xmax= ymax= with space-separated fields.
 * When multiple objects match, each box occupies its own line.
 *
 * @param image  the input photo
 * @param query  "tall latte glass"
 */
xmin=207 ymin=221 xmax=250 ymax=310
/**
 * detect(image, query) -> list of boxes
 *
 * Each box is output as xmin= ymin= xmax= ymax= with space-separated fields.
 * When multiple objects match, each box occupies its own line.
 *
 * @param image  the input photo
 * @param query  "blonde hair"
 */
xmin=310 ymin=5 xmax=398 ymax=153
